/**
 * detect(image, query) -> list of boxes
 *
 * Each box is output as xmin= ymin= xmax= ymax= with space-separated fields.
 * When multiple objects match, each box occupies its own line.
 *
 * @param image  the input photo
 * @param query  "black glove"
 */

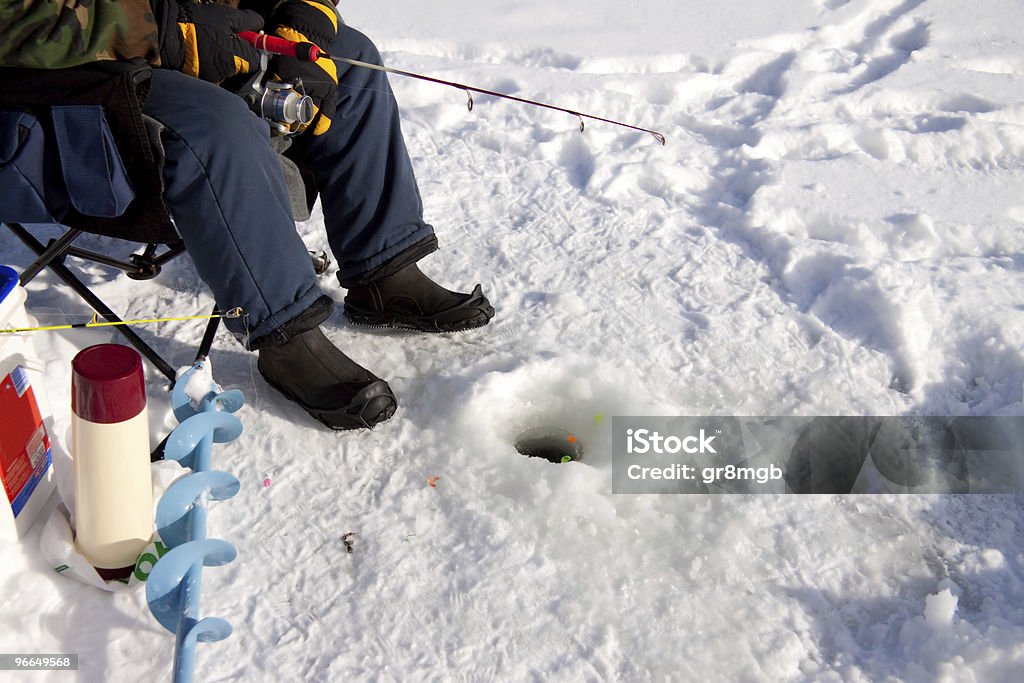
xmin=266 ymin=0 xmax=339 ymax=136
xmin=154 ymin=0 xmax=265 ymax=83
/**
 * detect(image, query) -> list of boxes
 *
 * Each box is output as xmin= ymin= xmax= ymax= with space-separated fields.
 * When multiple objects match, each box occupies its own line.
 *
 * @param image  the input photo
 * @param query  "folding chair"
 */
xmin=0 ymin=61 xmax=218 ymax=384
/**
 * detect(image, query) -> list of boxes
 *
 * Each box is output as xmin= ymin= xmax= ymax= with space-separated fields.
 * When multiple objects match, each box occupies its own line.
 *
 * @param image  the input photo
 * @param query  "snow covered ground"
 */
xmin=3 ymin=0 xmax=1024 ymax=680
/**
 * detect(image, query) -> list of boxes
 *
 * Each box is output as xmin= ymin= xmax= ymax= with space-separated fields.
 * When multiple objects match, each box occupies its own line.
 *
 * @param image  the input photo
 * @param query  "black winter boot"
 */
xmin=343 ymin=263 xmax=495 ymax=332
xmin=258 ymin=326 xmax=397 ymax=430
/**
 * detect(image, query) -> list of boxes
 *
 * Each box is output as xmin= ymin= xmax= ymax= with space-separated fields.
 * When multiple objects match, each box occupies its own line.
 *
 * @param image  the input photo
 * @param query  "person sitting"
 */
xmin=0 ymin=0 xmax=495 ymax=430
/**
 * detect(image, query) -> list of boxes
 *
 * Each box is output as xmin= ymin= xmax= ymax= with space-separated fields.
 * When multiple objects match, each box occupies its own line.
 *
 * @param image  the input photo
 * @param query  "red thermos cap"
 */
xmin=72 ymin=344 xmax=147 ymax=423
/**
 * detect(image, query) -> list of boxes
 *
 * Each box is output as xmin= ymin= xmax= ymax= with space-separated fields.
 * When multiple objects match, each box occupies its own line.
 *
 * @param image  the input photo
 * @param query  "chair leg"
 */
xmin=6 ymin=222 xmax=179 ymax=382
xmin=195 ymin=307 xmax=221 ymax=362
xmin=14 ymin=226 xmax=83 ymax=285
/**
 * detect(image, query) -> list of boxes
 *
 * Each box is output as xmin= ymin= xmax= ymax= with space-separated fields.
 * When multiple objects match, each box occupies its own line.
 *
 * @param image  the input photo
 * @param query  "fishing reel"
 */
xmin=235 ymin=49 xmax=314 ymax=136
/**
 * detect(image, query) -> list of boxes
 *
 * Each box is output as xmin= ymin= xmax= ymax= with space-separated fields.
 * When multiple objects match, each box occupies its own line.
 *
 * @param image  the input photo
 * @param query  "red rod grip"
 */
xmin=237 ymin=31 xmax=326 ymax=61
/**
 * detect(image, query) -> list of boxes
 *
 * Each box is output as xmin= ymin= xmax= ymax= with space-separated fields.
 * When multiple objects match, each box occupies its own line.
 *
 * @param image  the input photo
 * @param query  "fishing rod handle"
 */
xmin=237 ymin=31 xmax=327 ymax=62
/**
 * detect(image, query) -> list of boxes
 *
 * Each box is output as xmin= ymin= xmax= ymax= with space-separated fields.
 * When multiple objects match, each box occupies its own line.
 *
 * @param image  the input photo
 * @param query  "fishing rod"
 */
xmin=237 ymin=31 xmax=666 ymax=145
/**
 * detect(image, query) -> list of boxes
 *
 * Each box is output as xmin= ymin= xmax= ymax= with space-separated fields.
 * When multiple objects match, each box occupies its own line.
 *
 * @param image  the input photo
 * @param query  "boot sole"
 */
xmin=261 ymin=374 xmax=398 ymax=431
xmin=344 ymin=285 xmax=495 ymax=333
xmin=344 ymin=307 xmax=494 ymax=333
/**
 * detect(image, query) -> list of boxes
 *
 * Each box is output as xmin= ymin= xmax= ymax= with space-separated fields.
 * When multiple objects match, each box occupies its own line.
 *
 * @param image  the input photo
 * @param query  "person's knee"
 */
xmin=189 ymin=96 xmax=268 ymax=153
xmin=147 ymin=70 xmax=270 ymax=153
xmin=335 ymin=25 xmax=384 ymax=66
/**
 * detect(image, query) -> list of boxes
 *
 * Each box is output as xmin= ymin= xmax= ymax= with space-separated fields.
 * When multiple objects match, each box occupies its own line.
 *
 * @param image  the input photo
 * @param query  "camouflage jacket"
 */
xmin=0 ymin=0 xmax=162 ymax=69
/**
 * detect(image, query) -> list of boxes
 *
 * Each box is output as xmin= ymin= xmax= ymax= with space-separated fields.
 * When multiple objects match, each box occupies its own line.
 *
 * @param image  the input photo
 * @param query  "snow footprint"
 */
xmin=557 ymin=135 xmax=596 ymax=190
xmin=838 ymin=8 xmax=930 ymax=93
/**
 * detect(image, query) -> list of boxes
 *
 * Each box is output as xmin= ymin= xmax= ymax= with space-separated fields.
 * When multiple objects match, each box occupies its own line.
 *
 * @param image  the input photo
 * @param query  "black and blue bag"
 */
xmin=0 ymin=62 xmax=171 ymax=242
xmin=1 ymin=105 xmax=135 ymax=223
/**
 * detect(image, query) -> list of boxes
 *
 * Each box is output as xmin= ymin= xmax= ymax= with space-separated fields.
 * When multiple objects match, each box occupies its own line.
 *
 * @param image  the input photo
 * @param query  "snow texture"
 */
xmin=2 ymin=0 xmax=1024 ymax=680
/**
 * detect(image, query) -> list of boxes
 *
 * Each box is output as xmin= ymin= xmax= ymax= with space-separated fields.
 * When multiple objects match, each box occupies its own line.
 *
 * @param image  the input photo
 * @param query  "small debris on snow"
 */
xmin=342 ymin=532 xmax=358 ymax=554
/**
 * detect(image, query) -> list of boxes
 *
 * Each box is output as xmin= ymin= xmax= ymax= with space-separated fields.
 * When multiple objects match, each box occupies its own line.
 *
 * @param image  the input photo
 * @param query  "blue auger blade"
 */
xmin=146 ymin=539 xmax=237 ymax=634
xmin=173 ymin=387 xmax=246 ymax=422
xmin=172 ymin=617 xmax=234 ymax=683
xmin=208 ymin=389 xmax=245 ymax=415
xmin=172 ymin=364 xmax=246 ymax=422
xmin=189 ymin=616 xmax=233 ymax=644
xmin=157 ymin=471 xmax=241 ymax=549
xmin=164 ymin=412 xmax=244 ymax=469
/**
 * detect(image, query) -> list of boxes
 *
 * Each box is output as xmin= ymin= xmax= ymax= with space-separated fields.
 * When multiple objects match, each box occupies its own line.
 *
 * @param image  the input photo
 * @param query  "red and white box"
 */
xmin=1 ymin=265 xmax=57 ymax=541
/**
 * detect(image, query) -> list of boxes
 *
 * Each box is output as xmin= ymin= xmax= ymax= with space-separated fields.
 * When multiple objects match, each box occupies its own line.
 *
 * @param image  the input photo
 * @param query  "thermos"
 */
xmin=71 ymin=344 xmax=153 ymax=580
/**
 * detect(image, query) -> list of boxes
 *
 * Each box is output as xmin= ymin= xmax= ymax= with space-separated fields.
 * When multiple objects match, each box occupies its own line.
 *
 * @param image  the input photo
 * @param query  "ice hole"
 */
xmin=515 ymin=426 xmax=583 ymax=464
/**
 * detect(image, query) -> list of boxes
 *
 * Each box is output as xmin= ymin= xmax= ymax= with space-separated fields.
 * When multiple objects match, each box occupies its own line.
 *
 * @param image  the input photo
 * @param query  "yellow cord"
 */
xmin=0 ymin=307 xmax=243 ymax=334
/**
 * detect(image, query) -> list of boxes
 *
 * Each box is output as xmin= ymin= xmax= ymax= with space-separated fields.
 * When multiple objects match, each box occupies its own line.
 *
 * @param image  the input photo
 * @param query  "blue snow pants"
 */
xmin=142 ymin=26 xmax=436 ymax=348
